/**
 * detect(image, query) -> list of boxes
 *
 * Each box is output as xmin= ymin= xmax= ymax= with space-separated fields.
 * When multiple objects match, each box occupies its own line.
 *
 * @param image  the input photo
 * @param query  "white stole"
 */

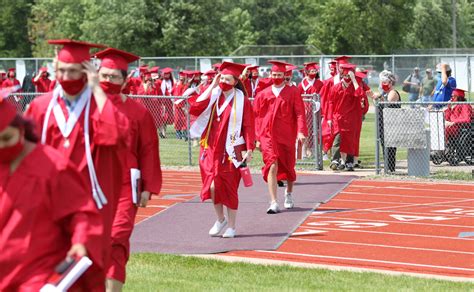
xmin=161 ymin=79 xmax=172 ymax=96
xmin=302 ymin=77 xmax=315 ymax=92
xmin=41 ymin=86 xmax=108 ymax=209
xmin=251 ymin=79 xmax=259 ymax=98
xmin=190 ymin=87 xmax=245 ymax=167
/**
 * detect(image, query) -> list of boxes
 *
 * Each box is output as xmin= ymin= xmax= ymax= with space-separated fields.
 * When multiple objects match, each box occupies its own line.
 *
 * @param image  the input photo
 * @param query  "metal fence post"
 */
xmin=186 ymin=98 xmax=192 ymax=166
xmin=314 ymin=95 xmax=323 ymax=170
xmin=374 ymin=99 xmax=381 ymax=175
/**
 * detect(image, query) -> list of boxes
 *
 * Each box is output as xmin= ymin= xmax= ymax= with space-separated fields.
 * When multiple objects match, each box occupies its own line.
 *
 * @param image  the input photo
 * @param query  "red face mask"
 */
xmin=308 ymin=73 xmax=317 ymax=79
xmin=100 ymin=81 xmax=123 ymax=95
xmin=251 ymin=75 xmax=258 ymax=80
xmin=0 ymin=135 xmax=24 ymax=164
xmin=343 ymin=76 xmax=351 ymax=84
xmin=219 ymin=82 xmax=234 ymax=92
xmin=381 ymin=83 xmax=391 ymax=92
xmin=163 ymin=75 xmax=171 ymax=80
xmin=272 ymin=77 xmax=285 ymax=86
xmin=59 ymin=76 xmax=87 ymax=96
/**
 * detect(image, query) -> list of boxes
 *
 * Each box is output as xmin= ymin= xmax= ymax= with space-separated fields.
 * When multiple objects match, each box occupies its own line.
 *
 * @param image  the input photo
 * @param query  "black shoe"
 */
xmin=337 ymin=162 xmax=346 ymax=171
xmin=354 ymin=160 xmax=363 ymax=168
xmin=277 ymin=180 xmax=285 ymax=187
xmin=345 ymin=162 xmax=354 ymax=171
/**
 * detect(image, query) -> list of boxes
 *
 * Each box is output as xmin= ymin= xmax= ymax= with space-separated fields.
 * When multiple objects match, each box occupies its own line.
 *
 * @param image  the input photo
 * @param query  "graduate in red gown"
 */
xmin=32 ymin=67 xmax=52 ymax=93
xmin=159 ymin=67 xmax=175 ymax=138
xmin=444 ymin=88 xmax=472 ymax=140
xmin=1 ymin=68 xmax=21 ymax=89
xmin=327 ymin=63 xmax=366 ymax=171
xmin=94 ymin=48 xmax=162 ymax=291
xmin=137 ymin=71 xmax=163 ymax=133
xmin=319 ymin=58 xmax=350 ymax=159
xmin=352 ymin=70 xmax=371 ymax=167
xmin=189 ymin=61 xmax=255 ymax=238
xmin=0 ymin=99 xmax=103 ymax=291
xmin=24 ymin=39 xmax=129 ymax=291
xmin=298 ymin=62 xmax=323 ymax=158
xmin=172 ymin=71 xmax=189 ymax=140
xmin=253 ymin=60 xmax=307 ymax=214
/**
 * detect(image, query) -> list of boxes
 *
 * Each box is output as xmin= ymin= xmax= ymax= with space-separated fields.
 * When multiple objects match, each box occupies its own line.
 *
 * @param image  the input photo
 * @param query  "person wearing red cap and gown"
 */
xmin=298 ymin=62 xmax=323 ymax=158
xmin=24 ymin=39 xmax=129 ymax=291
xmin=319 ymin=58 xmax=350 ymax=158
xmin=254 ymin=60 xmax=307 ymax=214
xmin=32 ymin=67 xmax=52 ymax=93
xmin=189 ymin=61 xmax=255 ymax=238
xmin=352 ymin=71 xmax=371 ymax=167
xmin=0 ymin=98 xmax=103 ymax=291
xmin=172 ymin=71 xmax=190 ymax=140
xmin=159 ymin=67 xmax=175 ymax=138
xmin=94 ymin=48 xmax=162 ymax=291
xmin=327 ymin=63 xmax=366 ymax=171
xmin=2 ymin=68 xmax=21 ymax=90
xmin=444 ymin=88 xmax=472 ymax=140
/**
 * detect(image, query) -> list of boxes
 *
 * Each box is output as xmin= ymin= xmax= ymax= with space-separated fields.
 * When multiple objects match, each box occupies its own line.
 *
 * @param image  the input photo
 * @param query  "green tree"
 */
xmin=305 ymin=0 xmax=414 ymax=54
xmin=0 ymin=0 xmax=33 ymax=57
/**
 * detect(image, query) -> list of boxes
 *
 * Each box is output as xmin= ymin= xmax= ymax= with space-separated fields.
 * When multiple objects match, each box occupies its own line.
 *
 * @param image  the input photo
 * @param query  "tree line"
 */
xmin=1 ymin=0 xmax=473 ymax=58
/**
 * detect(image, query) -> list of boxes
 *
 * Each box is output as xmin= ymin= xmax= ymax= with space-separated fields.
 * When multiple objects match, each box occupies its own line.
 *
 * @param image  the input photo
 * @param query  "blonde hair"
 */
xmin=379 ymin=70 xmax=396 ymax=84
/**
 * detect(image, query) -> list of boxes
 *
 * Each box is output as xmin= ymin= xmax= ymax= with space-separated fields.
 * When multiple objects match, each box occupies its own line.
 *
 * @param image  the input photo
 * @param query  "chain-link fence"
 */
xmin=374 ymin=101 xmax=473 ymax=176
xmin=7 ymin=92 xmax=323 ymax=170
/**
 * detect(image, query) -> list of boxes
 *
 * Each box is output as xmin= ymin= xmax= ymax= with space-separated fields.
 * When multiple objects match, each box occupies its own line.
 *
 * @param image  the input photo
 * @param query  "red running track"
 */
xmin=136 ymin=171 xmax=474 ymax=279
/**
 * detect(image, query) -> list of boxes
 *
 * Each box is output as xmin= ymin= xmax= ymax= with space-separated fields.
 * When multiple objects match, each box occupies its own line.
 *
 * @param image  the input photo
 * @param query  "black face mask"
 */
xmin=285 ymin=77 xmax=291 ymax=82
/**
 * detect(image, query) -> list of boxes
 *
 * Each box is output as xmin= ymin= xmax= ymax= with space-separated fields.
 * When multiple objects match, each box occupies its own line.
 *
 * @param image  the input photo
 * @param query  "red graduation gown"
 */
xmin=106 ymin=95 xmax=162 ymax=282
xmin=172 ymin=83 xmax=188 ymax=131
xmin=32 ymin=76 xmax=52 ymax=93
xmin=319 ymin=77 xmax=335 ymax=152
xmin=137 ymin=85 xmax=163 ymax=129
xmin=327 ymin=82 xmax=366 ymax=156
xmin=298 ymin=78 xmax=323 ymax=149
xmin=444 ymin=104 xmax=472 ymax=139
xmin=353 ymin=81 xmax=370 ymax=157
xmin=161 ymin=79 xmax=175 ymax=125
xmin=254 ymin=85 xmax=307 ymax=182
xmin=0 ymin=145 xmax=103 ymax=291
xmin=24 ymin=92 xmax=129 ymax=284
xmin=189 ymin=92 xmax=255 ymax=210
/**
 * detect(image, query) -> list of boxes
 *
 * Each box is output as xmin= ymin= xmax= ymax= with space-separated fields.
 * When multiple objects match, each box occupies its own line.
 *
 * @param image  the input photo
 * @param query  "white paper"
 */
xmin=40 ymin=256 xmax=93 ymax=292
xmin=131 ymin=168 xmax=141 ymax=204
xmin=429 ymin=111 xmax=445 ymax=151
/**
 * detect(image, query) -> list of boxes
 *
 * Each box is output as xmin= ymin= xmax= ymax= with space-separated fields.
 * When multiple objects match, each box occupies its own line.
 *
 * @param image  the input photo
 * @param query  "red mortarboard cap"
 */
xmin=178 ymin=71 xmax=186 ymax=77
xmin=452 ymin=88 xmax=465 ymax=98
xmin=192 ymin=70 xmax=202 ymax=76
xmin=0 ymin=97 xmax=17 ymax=132
xmin=149 ymin=66 xmax=160 ymax=73
xmin=268 ymin=60 xmax=289 ymax=73
xmin=334 ymin=56 xmax=352 ymax=65
xmin=355 ymin=71 xmax=367 ymax=79
xmin=40 ymin=67 xmax=48 ymax=72
xmin=247 ymin=65 xmax=259 ymax=72
xmin=204 ymin=69 xmax=216 ymax=76
xmin=304 ymin=62 xmax=319 ymax=71
xmin=285 ymin=64 xmax=298 ymax=73
xmin=48 ymin=39 xmax=105 ymax=63
xmin=94 ymin=48 xmax=139 ymax=71
xmin=220 ymin=61 xmax=247 ymax=77
xmin=161 ymin=67 xmax=173 ymax=74
xmin=340 ymin=63 xmax=357 ymax=74
xmin=212 ymin=63 xmax=222 ymax=70
xmin=7 ymin=68 xmax=15 ymax=72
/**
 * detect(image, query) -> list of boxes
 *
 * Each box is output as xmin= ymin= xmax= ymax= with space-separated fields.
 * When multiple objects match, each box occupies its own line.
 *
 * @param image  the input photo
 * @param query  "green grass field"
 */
xmin=124 ymin=253 xmax=474 ymax=291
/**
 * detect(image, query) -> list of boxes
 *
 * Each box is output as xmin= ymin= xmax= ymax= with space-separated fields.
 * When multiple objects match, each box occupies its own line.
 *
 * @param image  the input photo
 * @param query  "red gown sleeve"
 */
xmin=293 ymin=89 xmax=308 ymax=136
xmin=451 ymin=105 xmax=472 ymax=124
xmin=253 ymin=91 xmax=263 ymax=142
xmin=138 ymin=111 xmax=162 ymax=195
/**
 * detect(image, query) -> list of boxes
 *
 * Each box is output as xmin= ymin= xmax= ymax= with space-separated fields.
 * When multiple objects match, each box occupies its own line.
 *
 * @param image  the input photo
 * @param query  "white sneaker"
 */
xmin=209 ymin=218 xmax=227 ymax=236
xmin=222 ymin=227 xmax=236 ymax=238
xmin=323 ymin=153 xmax=329 ymax=161
xmin=284 ymin=193 xmax=294 ymax=209
xmin=267 ymin=201 xmax=280 ymax=214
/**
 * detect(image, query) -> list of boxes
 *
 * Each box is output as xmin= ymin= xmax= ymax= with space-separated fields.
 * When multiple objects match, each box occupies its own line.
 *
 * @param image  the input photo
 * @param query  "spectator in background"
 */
xmin=418 ymin=68 xmax=436 ymax=105
xmin=403 ymin=67 xmax=421 ymax=105
xmin=32 ymin=67 xmax=52 ymax=93
xmin=431 ymin=63 xmax=456 ymax=106
xmin=444 ymin=88 xmax=472 ymax=141
xmin=373 ymin=70 xmax=401 ymax=173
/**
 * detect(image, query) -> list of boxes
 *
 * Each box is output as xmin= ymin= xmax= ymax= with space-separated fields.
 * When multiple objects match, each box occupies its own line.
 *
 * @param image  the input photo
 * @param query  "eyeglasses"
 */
xmin=100 ymin=73 xmax=123 ymax=82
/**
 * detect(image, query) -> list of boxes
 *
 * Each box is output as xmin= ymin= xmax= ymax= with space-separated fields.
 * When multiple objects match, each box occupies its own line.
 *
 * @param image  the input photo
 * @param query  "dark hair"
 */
xmin=233 ymin=77 xmax=248 ymax=97
xmin=10 ymin=115 xmax=39 ymax=143
xmin=121 ymin=70 xmax=128 ymax=79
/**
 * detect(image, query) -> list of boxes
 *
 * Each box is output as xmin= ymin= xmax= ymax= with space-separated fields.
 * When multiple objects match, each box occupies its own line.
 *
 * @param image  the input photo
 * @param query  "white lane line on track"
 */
xmin=287 ymin=238 xmax=474 ymax=255
xmin=300 ymin=226 xmax=474 ymax=241
xmin=308 ymin=215 xmax=472 ymax=228
xmin=340 ymin=191 xmax=473 ymax=200
xmin=254 ymin=250 xmax=474 ymax=272
xmin=349 ymin=184 xmax=474 ymax=193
